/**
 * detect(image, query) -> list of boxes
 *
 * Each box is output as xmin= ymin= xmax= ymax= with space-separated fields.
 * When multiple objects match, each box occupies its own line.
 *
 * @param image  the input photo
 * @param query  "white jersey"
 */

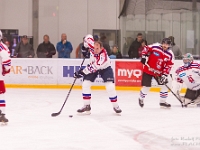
xmin=83 ymin=48 xmax=111 ymax=75
xmin=0 ymin=42 xmax=11 ymax=79
xmin=175 ymin=62 xmax=200 ymax=90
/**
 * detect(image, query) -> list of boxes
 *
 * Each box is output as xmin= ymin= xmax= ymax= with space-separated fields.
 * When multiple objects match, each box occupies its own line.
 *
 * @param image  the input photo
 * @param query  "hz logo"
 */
xmin=63 ymin=66 xmax=85 ymax=77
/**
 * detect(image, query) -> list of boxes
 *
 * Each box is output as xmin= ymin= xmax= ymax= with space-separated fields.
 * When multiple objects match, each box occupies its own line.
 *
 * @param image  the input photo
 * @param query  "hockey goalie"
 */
xmin=172 ymin=53 xmax=200 ymax=107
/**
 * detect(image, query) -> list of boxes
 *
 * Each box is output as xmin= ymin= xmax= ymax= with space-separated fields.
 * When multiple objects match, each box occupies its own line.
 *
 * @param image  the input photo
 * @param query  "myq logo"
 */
xmin=63 ymin=66 xmax=85 ymax=77
xmin=153 ymin=52 xmax=160 ymax=57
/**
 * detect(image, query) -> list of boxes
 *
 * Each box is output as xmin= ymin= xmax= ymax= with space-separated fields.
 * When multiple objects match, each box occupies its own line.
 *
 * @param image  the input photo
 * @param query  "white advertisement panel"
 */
xmin=57 ymin=59 xmax=115 ymax=85
xmin=4 ymin=58 xmax=58 ymax=84
xmin=2 ymin=58 xmax=188 ymax=89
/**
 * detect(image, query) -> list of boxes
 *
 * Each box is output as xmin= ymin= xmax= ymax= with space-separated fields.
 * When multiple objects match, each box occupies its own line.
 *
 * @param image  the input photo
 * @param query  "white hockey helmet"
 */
xmin=0 ymin=30 xmax=2 ymax=40
xmin=183 ymin=53 xmax=193 ymax=67
xmin=84 ymin=34 xmax=94 ymax=50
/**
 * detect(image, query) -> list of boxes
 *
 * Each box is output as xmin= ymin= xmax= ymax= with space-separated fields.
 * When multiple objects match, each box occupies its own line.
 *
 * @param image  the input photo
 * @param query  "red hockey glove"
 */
xmin=2 ymin=66 xmax=10 ymax=76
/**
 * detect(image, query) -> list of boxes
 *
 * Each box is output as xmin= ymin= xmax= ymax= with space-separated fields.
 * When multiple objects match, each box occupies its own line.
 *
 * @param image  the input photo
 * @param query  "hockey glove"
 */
xmin=157 ymin=74 xmax=168 ymax=85
xmin=2 ymin=65 xmax=10 ymax=76
xmin=74 ymin=69 xmax=86 ymax=78
xmin=81 ymin=46 xmax=90 ymax=58
xmin=141 ymin=55 xmax=147 ymax=65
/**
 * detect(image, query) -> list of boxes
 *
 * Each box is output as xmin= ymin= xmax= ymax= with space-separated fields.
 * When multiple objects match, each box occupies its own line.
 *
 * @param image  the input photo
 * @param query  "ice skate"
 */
xmin=77 ymin=105 xmax=91 ymax=115
xmin=160 ymin=102 xmax=171 ymax=108
xmin=113 ymin=106 xmax=122 ymax=114
xmin=139 ymin=98 xmax=144 ymax=108
xmin=0 ymin=111 xmax=8 ymax=125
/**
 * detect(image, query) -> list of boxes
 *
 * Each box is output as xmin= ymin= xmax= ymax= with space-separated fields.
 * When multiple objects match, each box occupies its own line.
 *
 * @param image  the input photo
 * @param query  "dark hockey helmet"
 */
xmin=161 ymin=38 xmax=171 ymax=45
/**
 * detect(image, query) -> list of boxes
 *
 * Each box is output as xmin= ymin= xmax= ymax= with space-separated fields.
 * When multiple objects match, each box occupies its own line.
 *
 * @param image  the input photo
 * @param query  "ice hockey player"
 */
xmin=0 ymin=30 xmax=11 ymax=123
xmin=172 ymin=53 xmax=200 ymax=107
xmin=139 ymin=38 xmax=174 ymax=108
xmin=74 ymin=34 xmax=122 ymax=114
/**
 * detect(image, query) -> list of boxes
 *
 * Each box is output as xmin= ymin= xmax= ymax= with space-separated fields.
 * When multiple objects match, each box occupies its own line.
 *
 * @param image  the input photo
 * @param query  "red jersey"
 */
xmin=142 ymin=43 xmax=174 ymax=76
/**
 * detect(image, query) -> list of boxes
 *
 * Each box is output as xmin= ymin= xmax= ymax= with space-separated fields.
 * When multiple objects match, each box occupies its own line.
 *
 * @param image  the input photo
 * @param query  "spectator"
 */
xmin=4 ymin=41 xmax=11 ymax=52
xmin=56 ymin=33 xmax=73 ymax=58
xmin=2 ymin=37 xmax=7 ymax=43
xmin=14 ymin=35 xmax=35 ymax=58
xmin=93 ymin=35 xmax=99 ymax=41
xmin=168 ymin=36 xmax=182 ymax=59
xmin=128 ymin=33 xmax=143 ymax=59
xmin=37 ymin=35 xmax=56 ymax=58
xmin=75 ymin=37 xmax=84 ymax=58
xmin=109 ymin=45 xmax=122 ymax=59
xmin=138 ymin=39 xmax=147 ymax=58
xmin=122 ymin=37 xmax=133 ymax=56
xmin=100 ymin=35 xmax=111 ymax=55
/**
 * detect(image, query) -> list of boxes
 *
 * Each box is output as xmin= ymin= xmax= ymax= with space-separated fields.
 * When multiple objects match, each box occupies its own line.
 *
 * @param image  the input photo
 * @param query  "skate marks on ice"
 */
xmin=102 ymin=124 xmax=200 ymax=150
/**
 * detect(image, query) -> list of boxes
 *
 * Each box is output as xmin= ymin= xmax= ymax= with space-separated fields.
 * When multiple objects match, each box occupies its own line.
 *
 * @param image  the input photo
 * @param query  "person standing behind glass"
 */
xmin=168 ymin=36 xmax=182 ymax=60
xmin=13 ymin=35 xmax=35 ymax=58
xmin=100 ymin=35 xmax=111 ymax=56
xmin=75 ymin=37 xmax=84 ymax=58
xmin=128 ymin=33 xmax=143 ymax=59
xmin=56 ymin=33 xmax=73 ymax=58
xmin=37 ymin=35 xmax=56 ymax=58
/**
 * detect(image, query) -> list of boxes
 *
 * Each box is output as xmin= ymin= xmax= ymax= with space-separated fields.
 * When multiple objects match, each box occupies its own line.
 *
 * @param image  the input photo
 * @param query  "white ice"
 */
xmin=0 ymin=88 xmax=200 ymax=150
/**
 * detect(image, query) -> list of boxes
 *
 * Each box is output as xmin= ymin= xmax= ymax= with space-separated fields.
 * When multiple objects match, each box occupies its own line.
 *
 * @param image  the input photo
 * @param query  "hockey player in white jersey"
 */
xmin=0 ymin=30 xmax=11 ymax=123
xmin=74 ymin=34 xmax=122 ymax=114
xmin=173 ymin=53 xmax=200 ymax=106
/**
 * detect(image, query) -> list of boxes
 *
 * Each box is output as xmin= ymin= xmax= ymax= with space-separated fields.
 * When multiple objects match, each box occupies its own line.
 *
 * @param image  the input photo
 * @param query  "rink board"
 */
xmin=4 ymin=58 xmax=187 ymax=92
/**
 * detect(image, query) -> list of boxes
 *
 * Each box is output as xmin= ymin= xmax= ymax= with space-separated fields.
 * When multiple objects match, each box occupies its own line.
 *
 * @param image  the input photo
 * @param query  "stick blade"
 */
xmin=51 ymin=112 xmax=60 ymax=117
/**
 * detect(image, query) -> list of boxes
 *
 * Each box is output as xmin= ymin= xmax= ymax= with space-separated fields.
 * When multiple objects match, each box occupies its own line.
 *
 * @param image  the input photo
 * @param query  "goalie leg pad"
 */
xmin=185 ymin=88 xmax=199 ymax=100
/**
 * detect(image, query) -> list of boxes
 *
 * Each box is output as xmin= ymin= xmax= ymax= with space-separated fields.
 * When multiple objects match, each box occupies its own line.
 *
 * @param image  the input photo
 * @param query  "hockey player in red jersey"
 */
xmin=74 ymin=34 xmax=122 ymax=114
xmin=139 ymin=38 xmax=174 ymax=108
xmin=0 ymin=30 xmax=11 ymax=123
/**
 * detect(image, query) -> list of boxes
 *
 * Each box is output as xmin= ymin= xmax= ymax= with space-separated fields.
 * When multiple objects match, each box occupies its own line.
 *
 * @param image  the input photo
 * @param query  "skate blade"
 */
xmin=160 ymin=106 xmax=171 ymax=109
xmin=77 ymin=111 xmax=91 ymax=115
xmin=115 ymin=112 xmax=121 ymax=116
xmin=1 ymin=122 xmax=7 ymax=126
xmin=186 ymin=104 xmax=197 ymax=108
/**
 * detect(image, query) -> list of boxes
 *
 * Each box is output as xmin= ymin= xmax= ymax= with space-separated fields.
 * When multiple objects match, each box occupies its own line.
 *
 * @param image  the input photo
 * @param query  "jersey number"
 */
xmin=187 ymin=75 xmax=195 ymax=83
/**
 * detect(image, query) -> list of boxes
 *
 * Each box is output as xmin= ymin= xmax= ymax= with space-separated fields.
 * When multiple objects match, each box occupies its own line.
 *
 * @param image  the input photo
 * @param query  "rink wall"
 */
xmin=4 ymin=58 xmax=187 ymax=92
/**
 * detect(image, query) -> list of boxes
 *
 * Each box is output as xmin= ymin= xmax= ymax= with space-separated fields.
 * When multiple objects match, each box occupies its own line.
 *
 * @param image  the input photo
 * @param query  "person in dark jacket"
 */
xmin=109 ymin=45 xmax=122 ymax=59
xmin=168 ymin=36 xmax=182 ymax=60
xmin=37 ymin=35 xmax=56 ymax=58
xmin=14 ymin=35 xmax=35 ymax=58
xmin=128 ymin=33 xmax=143 ymax=59
xmin=100 ymin=35 xmax=111 ymax=56
xmin=138 ymin=39 xmax=147 ymax=58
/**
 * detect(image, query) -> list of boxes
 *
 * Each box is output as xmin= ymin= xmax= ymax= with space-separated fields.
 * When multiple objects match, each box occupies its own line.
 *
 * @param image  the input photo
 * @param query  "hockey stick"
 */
xmin=163 ymin=84 xmax=184 ymax=107
xmin=51 ymin=58 xmax=86 ymax=117
xmin=145 ymin=64 xmax=184 ymax=107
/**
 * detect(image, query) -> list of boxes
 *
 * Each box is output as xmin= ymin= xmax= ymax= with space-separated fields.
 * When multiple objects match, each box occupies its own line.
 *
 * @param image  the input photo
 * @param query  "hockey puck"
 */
xmin=69 ymin=115 xmax=73 ymax=118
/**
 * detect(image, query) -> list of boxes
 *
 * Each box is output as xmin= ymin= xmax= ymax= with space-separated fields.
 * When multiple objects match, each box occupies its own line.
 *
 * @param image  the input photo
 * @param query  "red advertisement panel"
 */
xmin=115 ymin=61 xmax=143 ymax=86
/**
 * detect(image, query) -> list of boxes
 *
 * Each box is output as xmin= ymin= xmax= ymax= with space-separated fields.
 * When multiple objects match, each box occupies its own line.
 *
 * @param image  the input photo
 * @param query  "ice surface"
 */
xmin=0 ymin=88 xmax=200 ymax=150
